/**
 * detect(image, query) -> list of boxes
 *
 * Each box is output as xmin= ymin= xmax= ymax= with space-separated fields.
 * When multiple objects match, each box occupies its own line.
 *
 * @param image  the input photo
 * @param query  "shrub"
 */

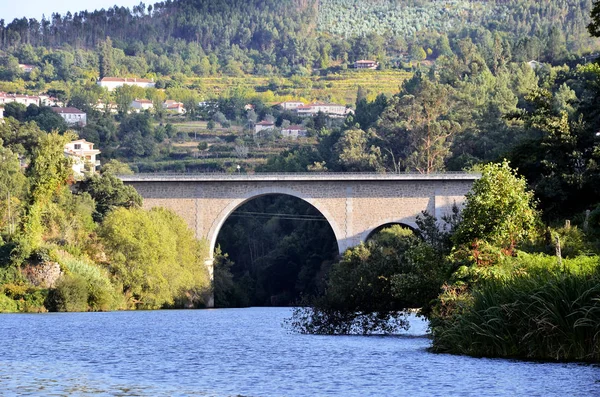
xmin=0 ymin=293 xmax=18 ymax=313
xmin=53 ymin=274 xmax=89 ymax=312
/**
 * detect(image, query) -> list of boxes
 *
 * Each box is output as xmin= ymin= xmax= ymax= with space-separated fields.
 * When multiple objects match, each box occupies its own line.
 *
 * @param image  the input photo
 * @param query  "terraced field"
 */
xmin=190 ymin=69 xmax=412 ymax=105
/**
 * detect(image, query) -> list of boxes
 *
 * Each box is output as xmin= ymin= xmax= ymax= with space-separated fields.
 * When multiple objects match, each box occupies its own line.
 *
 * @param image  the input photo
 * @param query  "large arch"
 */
xmin=207 ymin=186 xmax=345 ymax=261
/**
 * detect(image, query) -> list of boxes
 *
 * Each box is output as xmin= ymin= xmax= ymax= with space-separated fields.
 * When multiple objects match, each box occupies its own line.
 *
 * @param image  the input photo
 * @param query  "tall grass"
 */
xmin=431 ymin=256 xmax=600 ymax=361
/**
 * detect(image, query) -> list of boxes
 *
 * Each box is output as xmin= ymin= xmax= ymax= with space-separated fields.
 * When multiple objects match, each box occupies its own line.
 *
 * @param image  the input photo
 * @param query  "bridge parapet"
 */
xmin=119 ymin=172 xmax=480 ymax=182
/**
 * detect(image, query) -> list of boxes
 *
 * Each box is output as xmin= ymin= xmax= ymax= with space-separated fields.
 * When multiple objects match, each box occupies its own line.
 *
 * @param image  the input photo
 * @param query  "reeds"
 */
xmin=431 ymin=258 xmax=600 ymax=361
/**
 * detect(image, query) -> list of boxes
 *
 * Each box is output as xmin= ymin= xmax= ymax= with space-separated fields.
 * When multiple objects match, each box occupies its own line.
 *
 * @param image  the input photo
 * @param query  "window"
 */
xmin=74 ymin=144 xmax=81 ymax=150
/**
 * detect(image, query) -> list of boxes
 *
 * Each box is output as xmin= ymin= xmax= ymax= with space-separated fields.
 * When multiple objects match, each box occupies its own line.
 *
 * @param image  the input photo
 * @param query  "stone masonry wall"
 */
xmin=127 ymin=178 xmax=473 ymax=257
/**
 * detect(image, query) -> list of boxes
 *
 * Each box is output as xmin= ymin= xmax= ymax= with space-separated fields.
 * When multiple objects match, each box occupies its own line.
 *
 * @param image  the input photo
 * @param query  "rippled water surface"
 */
xmin=0 ymin=307 xmax=598 ymax=396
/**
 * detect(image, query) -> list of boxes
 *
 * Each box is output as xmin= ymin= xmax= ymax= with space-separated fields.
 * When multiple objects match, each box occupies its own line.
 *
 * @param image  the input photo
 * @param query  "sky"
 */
xmin=2 ymin=0 xmax=144 ymax=22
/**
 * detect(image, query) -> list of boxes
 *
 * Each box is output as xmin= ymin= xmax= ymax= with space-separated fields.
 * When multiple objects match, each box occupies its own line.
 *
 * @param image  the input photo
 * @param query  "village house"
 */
xmin=64 ymin=139 xmax=101 ymax=177
xmin=0 ymin=107 xmax=4 ymax=122
xmin=97 ymin=77 xmax=155 ymax=91
xmin=39 ymin=94 xmax=64 ymax=107
xmin=254 ymin=120 xmax=275 ymax=134
xmin=18 ymin=64 xmax=36 ymax=73
xmin=280 ymin=125 xmax=308 ymax=139
xmin=51 ymin=107 xmax=87 ymax=127
xmin=0 ymin=92 xmax=40 ymax=106
xmin=354 ymin=60 xmax=378 ymax=69
xmin=94 ymin=101 xmax=118 ymax=113
xmin=130 ymin=98 xmax=154 ymax=112
xmin=296 ymin=102 xmax=353 ymax=118
xmin=278 ymin=101 xmax=305 ymax=111
xmin=163 ymin=100 xmax=186 ymax=114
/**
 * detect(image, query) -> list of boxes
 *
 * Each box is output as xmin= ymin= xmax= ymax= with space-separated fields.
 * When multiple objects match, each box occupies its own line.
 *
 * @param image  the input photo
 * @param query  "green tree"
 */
xmin=453 ymin=161 xmax=539 ymax=253
xmin=99 ymin=207 xmax=210 ymax=309
xmin=75 ymin=173 xmax=142 ymax=221
xmin=98 ymin=37 xmax=114 ymax=79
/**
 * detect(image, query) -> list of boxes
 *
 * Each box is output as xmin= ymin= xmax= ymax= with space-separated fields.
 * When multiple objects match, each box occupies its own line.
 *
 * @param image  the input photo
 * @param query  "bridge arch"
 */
xmin=207 ymin=186 xmax=345 ymax=260
xmin=360 ymin=220 xmax=419 ymax=244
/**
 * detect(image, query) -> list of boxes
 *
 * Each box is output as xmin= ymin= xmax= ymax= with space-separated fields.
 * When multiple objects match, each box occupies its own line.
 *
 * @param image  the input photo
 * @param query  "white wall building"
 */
xmin=281 ymin=125 xmax=308 ymax=139
xmin=51 ymin=107 xmax=87 ymax=126
xmin=98 ymin=77 xmax=155 ymax=91
xmin=0 ymin=92 xmax=40 ymax=106
xmin=131 ymin=99 xmax=154 ymax=112
xmin=354 ymin=60 xmax=378 ymax=69
xmin=296 ymin=103 xmax=353 ymax=118
xmin=254 ymin=120 xmax=275 ymax=134
xmin=163 ymin=100 xmax=185 ymax=114
xmin=278 ymin=101 xmax=305 ymax=111
xmin=64 ymin=139 xmax=101 ymax=177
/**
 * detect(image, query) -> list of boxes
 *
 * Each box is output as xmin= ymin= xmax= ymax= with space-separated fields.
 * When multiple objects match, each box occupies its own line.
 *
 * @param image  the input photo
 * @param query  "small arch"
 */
xmin=207 ymin=187 xmax=344 ymax=260
xmin=363 ymin=222 xmax=419 ymax=243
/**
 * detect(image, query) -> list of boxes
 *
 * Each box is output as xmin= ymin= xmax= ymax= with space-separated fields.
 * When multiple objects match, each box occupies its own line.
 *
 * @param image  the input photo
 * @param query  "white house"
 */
xmin=0 ymin=92 xmax=40 ymax=106
xmin=278 ymin=101 xmax=305 ymax=111
xmin=51 ymin=107 xmax=87 ymax=126
xmin=0 ymin=107 xmax=4 ymax=122
xmin=163 ymin=100 xmax=185 ymax=114
xmin=254 ymin=120 xmax=275 ymax=134
xmin=131 ymin=99 xmax=154 ymax=112
xmin=281 ymin=125 xmax=308 ymax=139
xmin=39 ymin=95 xmax=64 ymax=107
xmin=296 ymin=102 xmax=353 ymax=118
xmin=19 ymin=64 xmax=36 ymax=73
xmin=354 ymin=60 xmax=378 ymax=69
xmin=97 ymin=77 xmax=155 ymax=91
xmin=64 ymin=139 xmax=101 ymax=177
xmin=95 ymin=101 xmax=118 ymax=113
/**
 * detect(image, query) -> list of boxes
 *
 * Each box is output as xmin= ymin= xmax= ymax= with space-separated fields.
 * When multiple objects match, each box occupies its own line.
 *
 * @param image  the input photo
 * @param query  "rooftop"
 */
xmin=51 ymin=107 xmax=85 ymax=114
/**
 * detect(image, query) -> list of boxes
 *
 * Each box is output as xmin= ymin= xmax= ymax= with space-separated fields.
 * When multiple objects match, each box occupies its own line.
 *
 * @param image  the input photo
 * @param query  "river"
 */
xmin=0 ymin=307 xmax=598 ymax=396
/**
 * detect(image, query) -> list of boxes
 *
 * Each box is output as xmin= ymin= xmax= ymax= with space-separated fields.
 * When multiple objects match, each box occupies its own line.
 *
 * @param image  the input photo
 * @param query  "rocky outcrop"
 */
xmin=22 ymin=262 xmax=62 ymax=288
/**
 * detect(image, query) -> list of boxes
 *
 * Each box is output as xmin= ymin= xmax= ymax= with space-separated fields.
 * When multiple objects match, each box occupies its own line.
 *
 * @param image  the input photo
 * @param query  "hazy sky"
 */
xmin=2 ymin=0 xmax=144 ymax=22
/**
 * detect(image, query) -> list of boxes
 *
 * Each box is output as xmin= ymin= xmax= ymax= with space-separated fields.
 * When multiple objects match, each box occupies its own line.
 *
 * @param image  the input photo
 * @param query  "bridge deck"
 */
xmin=119 ymin=172 xmax=480 ymax=182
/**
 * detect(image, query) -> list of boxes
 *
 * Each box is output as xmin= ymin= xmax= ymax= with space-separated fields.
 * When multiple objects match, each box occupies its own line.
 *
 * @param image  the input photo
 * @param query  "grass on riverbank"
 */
xmin=431 ymin=254 xmax=600 ymax=362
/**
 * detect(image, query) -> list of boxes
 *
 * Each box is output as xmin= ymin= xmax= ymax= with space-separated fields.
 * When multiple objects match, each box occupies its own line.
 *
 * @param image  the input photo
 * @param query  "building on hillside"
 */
xmin=51 ymin=107 xmax=87 ymax=127
xmin=0 ymin=107 xmax=4 ymax=122
xmin=254 ymin=120 xmax=275 ymax=134
xmin=0 ymin=92 xmax=40 ymax=106
xmin=163 ymin=100 xmax=186 ymax=114
xmin=39 ymin=94 xmax=64 ymax=107
xmin=278 ymin=101 xmax=305 ymax=111
xmin=527 ymin=60 xmax=542 ymax=70
xmin=94 ymin=101 xmax=118 ymax=113
xmin=244 ymin=104 xmax=255 ymax=111
xmin=296 ymin=102 xmax=353 ymax=118
xmin=354 ymin=60 xmax=378 ymax=69
xmin=280 ymin=125 xmax=307 ymax=139
xmin=19 ymin=64 xmax=36 ymax=73
xmin=130 ymin=99 xmax=154 ymax=112
xmin=97 ymin=77 xmax=155 ymax=91
xmin=64 ymin=139 xmax=101 ymax=177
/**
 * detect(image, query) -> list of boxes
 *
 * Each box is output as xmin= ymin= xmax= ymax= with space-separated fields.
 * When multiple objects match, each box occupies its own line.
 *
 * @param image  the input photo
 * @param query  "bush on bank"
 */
xmin=430 ymin=254 xmax=600 ymax=361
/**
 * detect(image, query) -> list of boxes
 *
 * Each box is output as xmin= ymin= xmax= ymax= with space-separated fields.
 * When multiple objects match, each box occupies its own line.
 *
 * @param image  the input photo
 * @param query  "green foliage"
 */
xmin=52 ymin=274 xmax=89 ymax=312
xmin=431 ymin=255 xmax=600 ymax=361
xmin=76 ymin=173 xmax=142 ymax=221
xmin=0 ymin=293 xmax=18 ymax=313
xmin=289 ymin=225 xmax=449 ymax=334
xmin=453 ymin=161 xmax=539 ymax=253
xmin=99 ymin=207 xmax=210 ymax=309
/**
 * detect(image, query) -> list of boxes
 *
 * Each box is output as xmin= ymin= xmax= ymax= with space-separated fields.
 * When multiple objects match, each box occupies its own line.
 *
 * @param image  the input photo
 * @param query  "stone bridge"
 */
xmin=120 ymin=173 xmax=478 ymax=264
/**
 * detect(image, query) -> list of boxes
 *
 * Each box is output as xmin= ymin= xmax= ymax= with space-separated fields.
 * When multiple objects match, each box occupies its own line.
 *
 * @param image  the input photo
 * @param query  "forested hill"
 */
xmin=0 ymin=0 xmax=596 ymax=73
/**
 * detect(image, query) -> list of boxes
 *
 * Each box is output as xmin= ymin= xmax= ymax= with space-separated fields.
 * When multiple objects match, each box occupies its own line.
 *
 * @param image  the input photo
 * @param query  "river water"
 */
xmin=0 ymin=307 xmax=598 ymax=396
